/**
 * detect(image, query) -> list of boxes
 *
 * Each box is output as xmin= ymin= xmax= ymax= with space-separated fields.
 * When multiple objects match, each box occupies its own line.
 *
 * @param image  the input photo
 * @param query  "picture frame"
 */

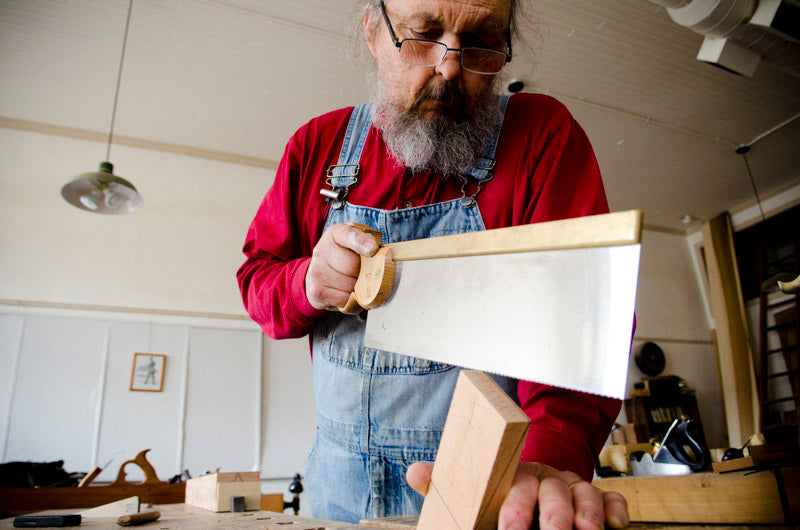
xmin=130 ymin=353 xmax=166 ymax=392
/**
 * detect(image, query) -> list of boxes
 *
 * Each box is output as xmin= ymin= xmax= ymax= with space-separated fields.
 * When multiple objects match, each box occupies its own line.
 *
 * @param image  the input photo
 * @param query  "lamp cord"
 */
xmin=106 ymin=0 xmax=134 ymax=162
xmin=740 ymin=150 xmax=766 ymax=223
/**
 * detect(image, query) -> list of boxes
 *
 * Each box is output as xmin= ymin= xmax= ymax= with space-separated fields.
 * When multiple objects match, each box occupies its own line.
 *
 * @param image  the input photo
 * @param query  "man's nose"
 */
xmin=435 ymin=48 xmax=463 ymax=80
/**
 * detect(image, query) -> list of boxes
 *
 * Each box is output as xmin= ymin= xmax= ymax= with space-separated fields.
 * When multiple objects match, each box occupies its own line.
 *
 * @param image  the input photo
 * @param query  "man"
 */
xmin=238 ymin=0 xmax=629 ymax=528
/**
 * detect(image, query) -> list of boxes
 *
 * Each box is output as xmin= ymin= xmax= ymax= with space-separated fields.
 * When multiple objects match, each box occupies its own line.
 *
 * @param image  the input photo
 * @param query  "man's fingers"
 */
xmin=305 ymin=252 xmax=358 ymax=310
xmin=537 ymin=476 xmax=575 ymax=530
xmin=330 ymin=223 xmax=379 ymax=256
xmin=498 ymin=464 xmax=538 ymax=530
xmin=601 ymin=491 xmax=629 ymax=529
xmin=306 ymin=223 xmax=379 ymax=310
xmin=405 ymin=462 xmax=433 ymax=496
xmin=570 ymin=481 xmax=605 ymax=530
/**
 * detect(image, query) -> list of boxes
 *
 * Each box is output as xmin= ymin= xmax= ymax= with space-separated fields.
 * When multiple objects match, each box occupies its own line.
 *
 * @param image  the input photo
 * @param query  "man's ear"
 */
xmin=364 ymin=8 xmax=379 ymax=57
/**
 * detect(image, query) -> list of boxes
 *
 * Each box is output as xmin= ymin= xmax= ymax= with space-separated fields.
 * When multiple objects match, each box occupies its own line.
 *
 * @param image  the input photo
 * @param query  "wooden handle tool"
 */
xmin=116 ymin=511 xmax=161 ymax=526
xmin=337 ymin=223 xmax=395 ymax=314
xmin=338 ymin=211 xmax=643 ymax=314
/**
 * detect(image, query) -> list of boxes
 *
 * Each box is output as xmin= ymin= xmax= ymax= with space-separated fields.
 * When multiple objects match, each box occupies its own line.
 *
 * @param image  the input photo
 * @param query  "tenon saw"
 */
xmin=341 ymin=210 xmax=642 ymax=399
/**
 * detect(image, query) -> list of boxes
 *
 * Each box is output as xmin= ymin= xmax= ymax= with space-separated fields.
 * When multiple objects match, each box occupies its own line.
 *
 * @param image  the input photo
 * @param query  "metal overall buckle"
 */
xmin=321 ymin=164 xmax=360 ymax=209
xmin=458 ymin=159 xmax=496 ymax=208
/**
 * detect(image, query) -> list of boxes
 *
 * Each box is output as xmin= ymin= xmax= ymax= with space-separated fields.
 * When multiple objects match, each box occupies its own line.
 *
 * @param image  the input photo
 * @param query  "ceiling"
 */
xmin=1 ymin=0 xmax=799 ymax=232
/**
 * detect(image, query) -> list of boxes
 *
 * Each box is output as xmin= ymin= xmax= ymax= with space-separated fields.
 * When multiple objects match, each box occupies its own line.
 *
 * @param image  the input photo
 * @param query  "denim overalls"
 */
xmin=306 ymin=96 xmax=517 ymax=522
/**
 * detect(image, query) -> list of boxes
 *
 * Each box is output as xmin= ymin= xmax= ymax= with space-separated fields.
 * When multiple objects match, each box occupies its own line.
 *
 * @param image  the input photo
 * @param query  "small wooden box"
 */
xmin=185 ymin=471 xmax=261 ymax=512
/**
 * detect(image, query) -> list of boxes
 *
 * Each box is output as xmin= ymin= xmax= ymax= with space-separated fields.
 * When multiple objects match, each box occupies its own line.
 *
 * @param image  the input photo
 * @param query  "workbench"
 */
xmin=0 ymin=503 xmax=787 ymax=530
xmin=0 ymin=504 xmax=357 ymax=529
xmin=0 ymin=504 xmax=792 ymax=529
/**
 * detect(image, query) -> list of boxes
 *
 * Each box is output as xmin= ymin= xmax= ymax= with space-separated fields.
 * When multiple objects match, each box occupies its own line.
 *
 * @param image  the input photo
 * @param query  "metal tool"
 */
xmin=653 ymin=418 xmax=710 ymax=471
xmin=344 ymin=210 xmax=643 ymax=399
xmin=630 ymin=418 xmax=710 ymax=476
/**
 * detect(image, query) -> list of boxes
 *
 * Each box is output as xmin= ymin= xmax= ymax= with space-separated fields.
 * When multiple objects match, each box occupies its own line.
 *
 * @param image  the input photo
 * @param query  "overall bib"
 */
xmin=307 ymin=96 xmax=516 ymax=522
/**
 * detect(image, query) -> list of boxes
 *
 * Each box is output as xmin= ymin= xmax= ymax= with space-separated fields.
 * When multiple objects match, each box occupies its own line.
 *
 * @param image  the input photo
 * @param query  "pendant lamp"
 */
xmin=61 ymin=0 xmax=142 ymax=214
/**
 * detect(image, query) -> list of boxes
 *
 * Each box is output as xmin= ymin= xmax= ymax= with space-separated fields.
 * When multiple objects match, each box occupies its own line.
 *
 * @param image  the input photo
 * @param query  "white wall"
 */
xmin=0 ymin=129 xmax=271 ymax=316
xmin=0 ymin=306 xmax=316 ymax=487
xmin=622 ymin=228 xmax=726 ymax=448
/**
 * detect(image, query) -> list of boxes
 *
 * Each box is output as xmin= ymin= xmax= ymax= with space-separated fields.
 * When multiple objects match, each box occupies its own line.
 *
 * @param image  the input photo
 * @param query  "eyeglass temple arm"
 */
xmin=379 ymin=1 xmax=402 ymax=47
xmin=505 ymin=27 xmax=512 ymax=62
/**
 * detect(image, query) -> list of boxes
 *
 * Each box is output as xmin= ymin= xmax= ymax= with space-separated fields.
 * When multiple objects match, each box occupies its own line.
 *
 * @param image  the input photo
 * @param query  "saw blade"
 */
xmin=363 ymin=244 xmax=640 ymax=398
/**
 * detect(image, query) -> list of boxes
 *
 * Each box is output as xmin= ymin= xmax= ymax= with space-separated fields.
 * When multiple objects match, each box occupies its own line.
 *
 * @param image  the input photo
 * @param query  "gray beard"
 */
xmin=372 ymin=79 xmax=501 ymax=177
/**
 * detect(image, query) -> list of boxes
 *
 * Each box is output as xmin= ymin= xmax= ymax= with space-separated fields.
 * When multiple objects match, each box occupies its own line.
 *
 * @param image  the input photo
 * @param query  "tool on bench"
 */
xmin=342 ymin=210 xmax=643 ymax=399
xmin=630 ymin=418 xmax=710 ymax=476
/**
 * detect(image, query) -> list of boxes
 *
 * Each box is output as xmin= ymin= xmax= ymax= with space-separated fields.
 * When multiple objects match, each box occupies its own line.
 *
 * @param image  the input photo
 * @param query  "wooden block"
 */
xmin=598 ymin=443 xmax=652 ymax=474
xmin=621 ymin=423 xmax=638 ymax=443
xmin=593 ymin=471 xmax=785 ymax=524
xmin=185 ymin=472 xmax=261 ymax=512
xmin=711 ymin=456 xmax=758 ymax=473
xmin=417 ymin=370 xmax=530 ymax=530
xmin=260 ymin=493 xmax=284 ymax=512
xmin=217 ymin=471 xmax=260 ymax=483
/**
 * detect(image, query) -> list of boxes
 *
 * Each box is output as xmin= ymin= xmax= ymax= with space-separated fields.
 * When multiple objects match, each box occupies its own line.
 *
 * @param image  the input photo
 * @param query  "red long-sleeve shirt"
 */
xmin=237 ymin=93 xmax=622 ymax=480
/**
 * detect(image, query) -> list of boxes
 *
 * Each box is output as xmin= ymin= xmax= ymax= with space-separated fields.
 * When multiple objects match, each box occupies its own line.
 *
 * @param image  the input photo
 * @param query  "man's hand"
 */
xmin=306 ymin=223 xmax=379 ymax=311
xmin=406 ymin=461 xmax=629 ymax=530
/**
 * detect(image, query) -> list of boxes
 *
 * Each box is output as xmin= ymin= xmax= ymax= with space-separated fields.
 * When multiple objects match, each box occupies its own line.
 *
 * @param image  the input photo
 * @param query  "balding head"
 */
xmin=360 ymin=0 xmax=521 ymax=45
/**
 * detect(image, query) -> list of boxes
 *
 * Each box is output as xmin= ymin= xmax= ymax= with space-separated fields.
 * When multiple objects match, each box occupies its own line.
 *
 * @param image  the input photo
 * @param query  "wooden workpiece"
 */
xmin=184 ymin=471 xmax=261 ymax=512
xmin=593 ymin=467 xmax=799 ymax=524
xmin=416 ymin=370 xmax=531 ymax=530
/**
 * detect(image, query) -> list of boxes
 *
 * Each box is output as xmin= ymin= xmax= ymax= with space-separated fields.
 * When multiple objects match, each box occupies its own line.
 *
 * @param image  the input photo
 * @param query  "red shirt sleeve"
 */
xmin=236 ymin=109 xmax=352 ymax=339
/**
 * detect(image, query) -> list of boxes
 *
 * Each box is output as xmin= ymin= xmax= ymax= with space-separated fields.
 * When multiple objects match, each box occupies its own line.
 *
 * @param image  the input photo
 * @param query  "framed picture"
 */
xmin=130 ymin=353 xmax=166 ymax=392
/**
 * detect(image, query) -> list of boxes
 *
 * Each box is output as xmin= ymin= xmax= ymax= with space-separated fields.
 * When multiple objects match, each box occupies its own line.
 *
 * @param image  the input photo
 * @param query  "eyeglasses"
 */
xmin=378 ymin=0 xmax=512 ymax=75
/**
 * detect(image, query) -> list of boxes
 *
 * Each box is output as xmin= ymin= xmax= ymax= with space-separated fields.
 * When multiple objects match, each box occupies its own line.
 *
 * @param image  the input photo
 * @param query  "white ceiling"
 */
xmin=1 ymin=0 xmax=799 ymax=232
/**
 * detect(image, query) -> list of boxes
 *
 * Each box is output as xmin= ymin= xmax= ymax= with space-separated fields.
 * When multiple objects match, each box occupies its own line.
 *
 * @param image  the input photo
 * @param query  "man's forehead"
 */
xmin=386 ymin=0 xmax=511 ymax=30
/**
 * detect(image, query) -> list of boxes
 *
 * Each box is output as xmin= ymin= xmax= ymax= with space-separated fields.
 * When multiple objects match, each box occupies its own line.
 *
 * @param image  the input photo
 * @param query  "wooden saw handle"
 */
xmin=338 ymin=223 xmax=396 ymax=314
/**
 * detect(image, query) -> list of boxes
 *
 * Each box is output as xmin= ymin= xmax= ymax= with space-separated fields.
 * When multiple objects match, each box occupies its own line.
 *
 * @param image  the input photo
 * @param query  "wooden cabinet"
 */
xmin=625 ymin=376 xmax=706 ymax=443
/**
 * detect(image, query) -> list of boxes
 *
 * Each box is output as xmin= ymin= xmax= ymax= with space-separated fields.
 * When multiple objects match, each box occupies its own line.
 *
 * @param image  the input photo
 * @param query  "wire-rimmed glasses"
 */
xmin=379 ymin=0 xmax=512 ymax=75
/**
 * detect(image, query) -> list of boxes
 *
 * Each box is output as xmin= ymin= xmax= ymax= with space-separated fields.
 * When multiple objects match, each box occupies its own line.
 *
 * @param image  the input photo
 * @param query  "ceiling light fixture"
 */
xmin=61 ymin=0 xmax=142 ymax=214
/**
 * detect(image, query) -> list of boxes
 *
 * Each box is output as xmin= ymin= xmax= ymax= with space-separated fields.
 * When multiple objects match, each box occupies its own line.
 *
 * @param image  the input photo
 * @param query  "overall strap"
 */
xmin=462 ymin=94 xmax=510 ymax=182
xmin=326 ymin=102 xmax=374 ymax=191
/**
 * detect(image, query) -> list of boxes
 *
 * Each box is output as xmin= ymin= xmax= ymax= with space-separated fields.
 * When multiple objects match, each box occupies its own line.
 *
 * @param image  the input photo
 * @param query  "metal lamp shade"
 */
xmin=61 ymin=161 xmax=143 ymax=215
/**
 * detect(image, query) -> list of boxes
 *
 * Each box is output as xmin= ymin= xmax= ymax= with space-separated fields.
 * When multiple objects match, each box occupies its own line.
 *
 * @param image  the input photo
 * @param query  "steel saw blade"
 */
xmin=363 ymin=243 xmax=640 ymax=399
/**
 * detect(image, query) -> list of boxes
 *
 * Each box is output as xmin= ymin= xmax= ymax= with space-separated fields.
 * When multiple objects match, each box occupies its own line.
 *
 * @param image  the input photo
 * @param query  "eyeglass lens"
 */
xmin=400 ymin=40 xmax=507 ymax=74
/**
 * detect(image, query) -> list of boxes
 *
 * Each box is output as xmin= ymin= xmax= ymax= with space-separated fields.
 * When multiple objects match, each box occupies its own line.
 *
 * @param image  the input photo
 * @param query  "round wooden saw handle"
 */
xmin=338 ymin=223 xmax=395 ymax=314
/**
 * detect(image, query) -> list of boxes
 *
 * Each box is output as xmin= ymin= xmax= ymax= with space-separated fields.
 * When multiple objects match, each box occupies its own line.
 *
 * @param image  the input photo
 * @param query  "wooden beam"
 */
xmin=701 ymin=213 xmax=759 ymax=447
xmin=416 ymin=370 xmax=530 ymax=530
